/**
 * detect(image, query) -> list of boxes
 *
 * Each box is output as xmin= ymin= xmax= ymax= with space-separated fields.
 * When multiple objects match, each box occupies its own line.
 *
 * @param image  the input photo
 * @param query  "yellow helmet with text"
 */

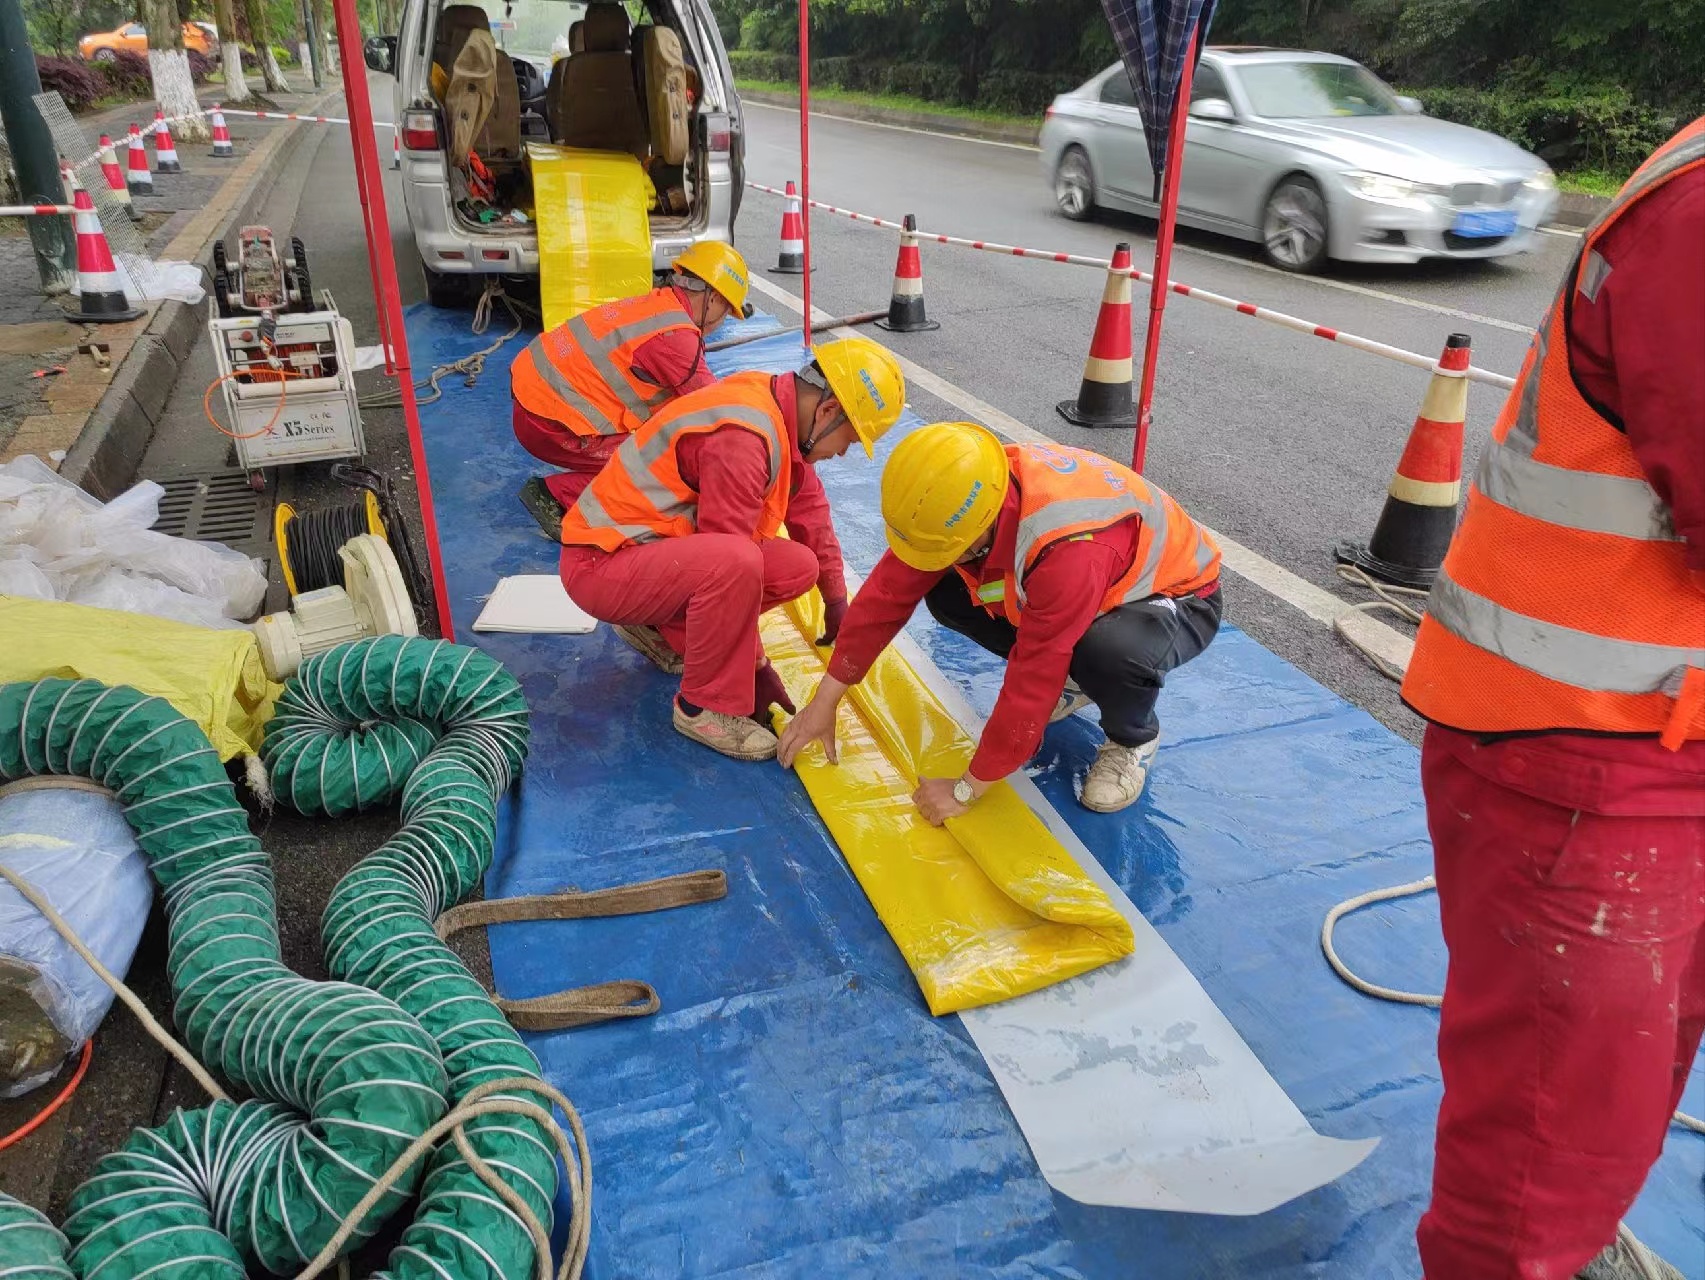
xmin=670 ymin=241 xmax=750 ymax=313
xmin=810 ymin=336 xmax=905 ymax=456
xmin=880 ymin=421 xmax=1010 ymax=571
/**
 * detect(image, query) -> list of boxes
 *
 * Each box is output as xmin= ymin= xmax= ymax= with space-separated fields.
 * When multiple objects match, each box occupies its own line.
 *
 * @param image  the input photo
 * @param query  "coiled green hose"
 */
xmin=0 ymin=637 xmax=559 ymax=1279
xmin=0 ymin=1195 xmax=73 ymax=1277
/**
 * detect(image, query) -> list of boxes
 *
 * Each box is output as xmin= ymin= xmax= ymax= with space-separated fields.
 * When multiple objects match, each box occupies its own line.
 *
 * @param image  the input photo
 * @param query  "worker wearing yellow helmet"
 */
xmin=559 ymin=336 xmax=905 ymax=762
xmin=779 ymin=422 xmax=1223 ymax=816
xmin=511 ymin=240 xmax=753 ymax=535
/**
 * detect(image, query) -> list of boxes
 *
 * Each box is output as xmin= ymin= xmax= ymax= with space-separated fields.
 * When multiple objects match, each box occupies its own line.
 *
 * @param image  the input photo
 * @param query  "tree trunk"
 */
xmin=214 ymin=0 xmax=254 ymax=100
xmin=145 ymin=0 xmax=210 ymax=138
xmin=244 ymin=0 xmax=292 ymax=91
xmin=308 ymin=0 xmax=331 ymax=81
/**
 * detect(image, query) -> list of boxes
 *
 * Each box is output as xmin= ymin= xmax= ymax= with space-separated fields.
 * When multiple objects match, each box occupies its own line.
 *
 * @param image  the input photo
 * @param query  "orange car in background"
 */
xmin=78 ymin=20 xmax=218 ymax=61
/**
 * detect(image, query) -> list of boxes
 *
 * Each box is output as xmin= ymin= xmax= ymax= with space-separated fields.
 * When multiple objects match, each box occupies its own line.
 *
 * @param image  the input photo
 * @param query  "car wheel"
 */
xmin=420 ymin=257 xmax=475 ymax=309
xmin=1054 ymin=147 xmax=1096 ymax=222
xmin=92 ymin=48 xmax=116 ymax=62
xmin=1261 ymin=175 xmax=1330 ymax=272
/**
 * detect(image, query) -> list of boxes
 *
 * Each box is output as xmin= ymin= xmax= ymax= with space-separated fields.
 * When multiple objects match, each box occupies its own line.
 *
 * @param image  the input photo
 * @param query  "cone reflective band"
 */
xmin=1334 ymin=332 xmax=1470 ymax=588
xmin=125 ymin=125 xmax=153 ymax=194
xmin=772 ymin=180 xmax=807 ymax=274
xmin=152 ymin=111 xmax=182 ymax=173
xmin=1057 ymin=242 xmax=1136 ymax=427
xmin=875 ymin=213 xmax=940 ymax=334
xmin=210 ymin=109 xmax=234 ymax=158
xmin=97 ymin=134 xmax=136 ymax=217
xmin=69 ymin=187 xmax=143 ymax=323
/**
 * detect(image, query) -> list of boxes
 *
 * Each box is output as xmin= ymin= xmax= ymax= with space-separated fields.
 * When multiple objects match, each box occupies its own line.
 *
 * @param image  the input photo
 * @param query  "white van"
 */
xmin=366 ymin=0 xmax=746 ymax=306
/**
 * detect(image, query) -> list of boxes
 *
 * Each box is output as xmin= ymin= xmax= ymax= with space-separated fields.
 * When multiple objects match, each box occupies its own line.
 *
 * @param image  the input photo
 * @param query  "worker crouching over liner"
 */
xmin=558 ymin=336 xmax=906 ymax=760
xmin=779 ymin=424 xmax=1222 ymax=816
xmin=511 ymin=241 xmax=752 ymax=530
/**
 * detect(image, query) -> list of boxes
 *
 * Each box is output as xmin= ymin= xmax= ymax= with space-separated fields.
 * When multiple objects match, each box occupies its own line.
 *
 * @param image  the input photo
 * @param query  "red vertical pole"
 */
xmin=1132 ymin=24 xmax=1200 ymax=475
xmin=329 ymin=0 xmax=457 ymax=638
xmin=797 ymin=0 xmax=813 ymax=354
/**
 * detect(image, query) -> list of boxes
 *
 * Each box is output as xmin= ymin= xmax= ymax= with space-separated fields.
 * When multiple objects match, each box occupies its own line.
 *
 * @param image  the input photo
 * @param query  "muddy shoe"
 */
xmin=518 ymin=476 xmax=566 ymax=540
xmin=1577 ymin=1237 xmax=1686 ymax=1280
xmin=1080 ymin=737 xmax=1160 ymax=813
xmin=1051 ymin=680 xmax=1093 ymax=724
xmin=673 ymin=697 xmax=777 ymax=761
xmin=614 ymin=624 xmax=684 ymax=675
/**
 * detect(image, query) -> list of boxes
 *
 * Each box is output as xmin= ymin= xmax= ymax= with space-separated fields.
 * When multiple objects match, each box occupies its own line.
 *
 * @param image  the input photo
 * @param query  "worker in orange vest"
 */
xmin=559 ymin=336 xmax=905 ymax=760
xmin=511 ymin=241 xmax=751 ymax=533
xmin=778 ymin=423 xmax=1222 ymax=816
xmin=1401 ymin=117 xmax=1705 ymax=1280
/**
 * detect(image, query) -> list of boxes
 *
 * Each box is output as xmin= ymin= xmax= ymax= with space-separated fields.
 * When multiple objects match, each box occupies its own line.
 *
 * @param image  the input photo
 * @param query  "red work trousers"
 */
xmin=559 ymin=535 xmax=819 ymax=716
xmin=1418 ymin=724 xmax=1705 ymax=1280
xmin=512 ymin=401 xmax=621 ymax=508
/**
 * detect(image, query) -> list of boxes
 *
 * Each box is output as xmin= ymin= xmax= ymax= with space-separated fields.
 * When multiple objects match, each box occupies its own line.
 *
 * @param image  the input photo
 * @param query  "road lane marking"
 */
xmin=745 ymin=98 xmax=1040 ymax=152
xmin=748 ymin=271 xmax=1415 ymax=673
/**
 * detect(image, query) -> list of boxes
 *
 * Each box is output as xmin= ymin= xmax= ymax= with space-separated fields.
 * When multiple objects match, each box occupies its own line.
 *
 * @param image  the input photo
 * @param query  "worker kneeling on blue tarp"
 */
xmin=779 ymin=422 xmax=1224 ymax=816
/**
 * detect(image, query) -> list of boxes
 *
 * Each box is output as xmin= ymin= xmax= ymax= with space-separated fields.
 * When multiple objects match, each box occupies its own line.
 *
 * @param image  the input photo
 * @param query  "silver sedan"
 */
xmin=1040 ymin=48 xmax=1560 ymax=271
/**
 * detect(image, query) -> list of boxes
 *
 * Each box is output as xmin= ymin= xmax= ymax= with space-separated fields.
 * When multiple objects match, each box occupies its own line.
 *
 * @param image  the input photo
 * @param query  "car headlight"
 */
xmin=1347 ymin=171 xmax=1421 ymax=202
xmin=1524 ymin=169 xmax=1557 ymax=192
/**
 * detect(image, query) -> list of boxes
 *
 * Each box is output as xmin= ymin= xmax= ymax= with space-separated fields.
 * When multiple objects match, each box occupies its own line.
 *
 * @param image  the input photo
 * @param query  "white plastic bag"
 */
xmin=110 ymin=253 xmax=206 ymax=305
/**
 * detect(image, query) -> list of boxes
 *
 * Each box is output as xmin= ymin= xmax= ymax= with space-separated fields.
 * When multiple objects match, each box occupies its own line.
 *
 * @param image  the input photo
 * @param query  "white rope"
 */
xmin=358 ymin=280 xmax=535 ymax=411
xmin=1332 ymin=563 xmax=1429 ymax=682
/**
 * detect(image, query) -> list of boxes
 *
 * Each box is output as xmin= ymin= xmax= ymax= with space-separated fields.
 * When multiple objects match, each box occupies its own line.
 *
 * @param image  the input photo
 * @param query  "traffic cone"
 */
xmin=1334 ymin=333 xmax=1470 ymax=588
xmin=97 ymin=134 xmax=137 ymax=220
xmin=125 ymin=124 xmax=153 ymax=196
xmin=209 ymin=108 xmax=234 ymax=158
xmin=875 ymin=213 xmax=940 ymax=334
xmin=1056 ymin=242 xmax=1135 ymax=427
xmin=770 ymin=180 xmax=807 ymax=274
xmin=391 ymin=128 xmax=400 ymax=169
xmin=151 ymin=111 xmax=182 ymax=173
xmin=67 ymin=186 xmax=143 ymax=324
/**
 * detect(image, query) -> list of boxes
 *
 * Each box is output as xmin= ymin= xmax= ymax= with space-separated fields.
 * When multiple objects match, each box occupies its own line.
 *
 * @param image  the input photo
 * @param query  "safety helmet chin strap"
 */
xmin=796 ymin=362 xmax=846 ymax=455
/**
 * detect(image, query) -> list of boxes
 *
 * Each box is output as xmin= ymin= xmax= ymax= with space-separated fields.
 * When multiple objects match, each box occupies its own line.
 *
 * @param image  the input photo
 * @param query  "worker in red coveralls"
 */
xmin=558 ymin=337 xmax=905 ymax=760
xmin=1400 ymin=117 xmax=1705 ymax=1280
xmin=778 ymin=423 xmax=1222 ymax=817
xmin=509 ymin=241 xmax=751 ymax=536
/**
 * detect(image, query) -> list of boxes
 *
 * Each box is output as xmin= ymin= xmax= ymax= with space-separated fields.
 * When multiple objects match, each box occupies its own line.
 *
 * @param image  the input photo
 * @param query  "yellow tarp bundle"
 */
xmin=0 ymin=597 xmax=280 ymax=761
xmin=763 ymin=592 xmax=1135 ymax=1015
xmin=527 ymin=143 xmax=655 ymax=329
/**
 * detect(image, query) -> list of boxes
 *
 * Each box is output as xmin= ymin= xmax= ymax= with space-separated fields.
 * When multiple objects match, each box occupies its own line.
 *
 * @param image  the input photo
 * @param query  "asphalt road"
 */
xmin=733 ymin=100 xmax=1580 ymax=741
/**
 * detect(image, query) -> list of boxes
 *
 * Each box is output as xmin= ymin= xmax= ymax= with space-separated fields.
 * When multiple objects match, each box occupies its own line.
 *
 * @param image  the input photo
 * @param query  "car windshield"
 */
xmin=459 ymin=0 xmax=589 ymax=60
xmin=1236 ymin=60 xmax=1400 ymax=118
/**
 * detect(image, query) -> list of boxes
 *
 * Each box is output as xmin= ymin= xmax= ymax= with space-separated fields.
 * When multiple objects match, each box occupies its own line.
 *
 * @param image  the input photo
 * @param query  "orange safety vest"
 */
xmin=956 ymin=442 xmax=1221 ymax=625
xmin=1402 ymin=116 xmax=1705 ymax=749
xmin=510 ymin=288 xmax=700 ymax=438
xmin=559 ymin=371 xmax=793 ymax=551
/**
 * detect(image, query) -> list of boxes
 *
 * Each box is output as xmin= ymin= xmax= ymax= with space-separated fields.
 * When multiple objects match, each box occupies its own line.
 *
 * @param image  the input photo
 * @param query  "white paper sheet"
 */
xmin=471 ymin=575 xmax=598 ymax=634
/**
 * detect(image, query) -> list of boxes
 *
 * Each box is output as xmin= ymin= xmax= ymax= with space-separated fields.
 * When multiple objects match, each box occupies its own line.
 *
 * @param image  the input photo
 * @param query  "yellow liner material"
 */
xmin=0 ymin=596 xmax=280 ymax=761
xmin=527 ymin=143 xmax=655 ymax=329
xmin=762 ymin=591 xmax=1134 ymax=1015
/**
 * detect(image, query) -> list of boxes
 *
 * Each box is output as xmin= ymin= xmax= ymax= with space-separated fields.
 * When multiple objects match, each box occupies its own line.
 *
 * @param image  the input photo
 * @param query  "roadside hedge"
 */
xmin=34 ymin=55 xmax=104 ymax=111
xmin=1409 ymin=86 xmax=1678 ymax=174
xmin=728 ymin=49 xmax=1074 ymax=116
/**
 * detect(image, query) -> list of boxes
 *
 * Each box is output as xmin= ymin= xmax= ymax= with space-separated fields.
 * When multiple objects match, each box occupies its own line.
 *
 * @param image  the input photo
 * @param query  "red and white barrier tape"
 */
xmin=0 ymin=204 xmax=74 ymax=217
xmin=747 ymin=180 xmax=1518 ymax=391
xmin=213 ymin=106 xmax=397 ymax=131
xmin=67 ymin=107 xmax=394 ymax=171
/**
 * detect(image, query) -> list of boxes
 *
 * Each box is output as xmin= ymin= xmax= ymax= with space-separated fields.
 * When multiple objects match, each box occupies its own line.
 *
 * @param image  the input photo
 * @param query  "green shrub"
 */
xmin=976 ymin=68 xmax=1072 ymax=115
xmin=1410 ymin=85 xmax=1677 ymax=174
xmin=737 ymin=8 xmax=795 ymax=54
xmin=727 ymin=47 xmax=797 ymax=84
xmin=34 ymin=55 xmax=103 ymax=111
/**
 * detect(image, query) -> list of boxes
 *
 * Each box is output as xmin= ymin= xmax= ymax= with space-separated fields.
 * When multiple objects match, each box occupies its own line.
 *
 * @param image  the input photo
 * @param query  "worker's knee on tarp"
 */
xmin=762 ymin=538 xmax=820 ymax=602
xmin=1073 ymin=609 xmax=1171 ymax=690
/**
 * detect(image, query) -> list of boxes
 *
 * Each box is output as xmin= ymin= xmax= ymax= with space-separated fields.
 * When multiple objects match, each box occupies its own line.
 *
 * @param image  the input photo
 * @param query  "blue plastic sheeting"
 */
xmin=403 ymin=303 xmax=1704 ymax=1278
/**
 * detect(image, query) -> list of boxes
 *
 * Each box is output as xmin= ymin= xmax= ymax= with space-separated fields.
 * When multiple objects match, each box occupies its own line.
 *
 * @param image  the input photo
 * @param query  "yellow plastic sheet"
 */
xmin=762 ymin=592 xmax=1134 ymax=1015
xmin=528 ymin=143 xmax=655 ymax=329
xmin=0 ymin=597 xmax=280 ymax=761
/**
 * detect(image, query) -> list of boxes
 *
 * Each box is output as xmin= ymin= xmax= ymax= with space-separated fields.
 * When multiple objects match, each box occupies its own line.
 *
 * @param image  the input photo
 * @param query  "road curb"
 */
xmin=1553 ymin=190 xmax=1611 ymax=228
xmin=60 ymin=81 xmax=346 ymax=497
xmin=740 ymin=89 xmax=1041 ymax=147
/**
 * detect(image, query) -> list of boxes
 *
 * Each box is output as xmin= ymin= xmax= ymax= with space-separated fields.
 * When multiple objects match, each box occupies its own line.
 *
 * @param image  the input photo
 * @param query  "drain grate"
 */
xmin=151 ymin=470 xmax=272 ymax=557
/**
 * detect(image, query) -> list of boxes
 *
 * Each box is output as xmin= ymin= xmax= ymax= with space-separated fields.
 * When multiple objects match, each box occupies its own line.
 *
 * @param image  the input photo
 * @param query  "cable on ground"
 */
xmin=1333 ymin=563 xmax=1429 ymax=682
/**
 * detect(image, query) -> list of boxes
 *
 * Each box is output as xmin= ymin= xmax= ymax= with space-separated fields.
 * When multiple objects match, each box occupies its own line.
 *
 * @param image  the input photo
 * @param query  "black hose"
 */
xmin=281 ymin=501 xmax=368 ymax=594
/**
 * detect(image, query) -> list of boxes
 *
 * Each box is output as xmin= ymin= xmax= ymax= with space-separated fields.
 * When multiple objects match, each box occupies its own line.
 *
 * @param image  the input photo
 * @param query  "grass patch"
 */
xmin=737 ymin=78 xmax=1036 ymax=130
xmin=1555 ymin=169 xmax=1622 ymax=197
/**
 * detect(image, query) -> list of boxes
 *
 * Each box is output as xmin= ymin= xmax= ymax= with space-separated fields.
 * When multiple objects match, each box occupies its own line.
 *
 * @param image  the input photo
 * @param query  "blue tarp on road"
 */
xmin=404 ymin=304 xmax=1703 ymax=1278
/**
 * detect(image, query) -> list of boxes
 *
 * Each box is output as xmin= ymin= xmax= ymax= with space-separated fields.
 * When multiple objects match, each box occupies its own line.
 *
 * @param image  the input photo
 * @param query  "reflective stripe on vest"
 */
xmin=523 ymin=336 xmax=622 ymax=434
xmin=1013 ymin=493 xmax=1156 ymax=607
xmin=564 ymin=306 xmax=691 ymax=421
xmin=1404 ymin=116 xmax=1705 ymax=742
xmin=599 ymin=401 xmax=781 ymax=532
xmin=515 ymin=291 xmax=696 ymax=437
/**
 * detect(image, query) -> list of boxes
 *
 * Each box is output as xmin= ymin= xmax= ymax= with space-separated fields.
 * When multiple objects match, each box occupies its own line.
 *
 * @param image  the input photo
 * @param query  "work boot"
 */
xmin=673 ymin=697 xmax=778 ymax=762
xmin=1080 ymin=737 xmax=1160 ymax=813
xmin=518 ymin=476 xmax=566 ymax=540
xmin=1051 ymin=680 xmax=1093 ymax=724
xmin=613 ymin=624 xmax=684 ymax=675
xmin=1576 ymin=1236 xmax=1685 ymax=1280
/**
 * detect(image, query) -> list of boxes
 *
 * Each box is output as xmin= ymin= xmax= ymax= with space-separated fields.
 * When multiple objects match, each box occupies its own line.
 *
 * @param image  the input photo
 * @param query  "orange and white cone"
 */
xmin=68 ymin=186 xmax=143 ymax=324
xmin=1335 ymin=332 xmax=1470 ymax=588
xmin=97 ymin=134 xmax=137 ymax=220
xmin=125 ymin=124 xmax=153 ymax=195
xmin=151 ymin=111 xmax=182 ymax=173
xmin=770 ymin=180 xmax=807 ymax=274
xmin=392 ymin=128 xmax=401 ymax=169
xmin=210 ymin=108 xmax=234 ymax=158
xmin=875 ymin=213 xmax=939 ymax=334
xmin=1056 ymin=242 xmax=1135 ymax=427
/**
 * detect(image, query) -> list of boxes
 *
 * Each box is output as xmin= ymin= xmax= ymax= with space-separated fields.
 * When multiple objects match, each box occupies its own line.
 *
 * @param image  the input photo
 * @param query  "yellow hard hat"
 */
xmin=881 ymin=422 xmax=1010 ymax=571
xmin=671 ymin=241 xmax=750 ymax=313
xmin=811 ymin=336 xmax=904 ymax=457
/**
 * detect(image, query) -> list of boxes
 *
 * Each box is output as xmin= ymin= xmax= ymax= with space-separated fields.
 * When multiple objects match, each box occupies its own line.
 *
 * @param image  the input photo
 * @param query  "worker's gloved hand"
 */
xmin=817 ymin=597 xmax=848 ymax=647
xmin=753 ymin=661 xmax=797 ymax=718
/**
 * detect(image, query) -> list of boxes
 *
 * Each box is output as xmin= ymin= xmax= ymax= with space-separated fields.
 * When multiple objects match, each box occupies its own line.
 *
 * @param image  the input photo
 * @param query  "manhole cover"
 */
xmin=151 ymin=470 xmax=270 ymax=556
